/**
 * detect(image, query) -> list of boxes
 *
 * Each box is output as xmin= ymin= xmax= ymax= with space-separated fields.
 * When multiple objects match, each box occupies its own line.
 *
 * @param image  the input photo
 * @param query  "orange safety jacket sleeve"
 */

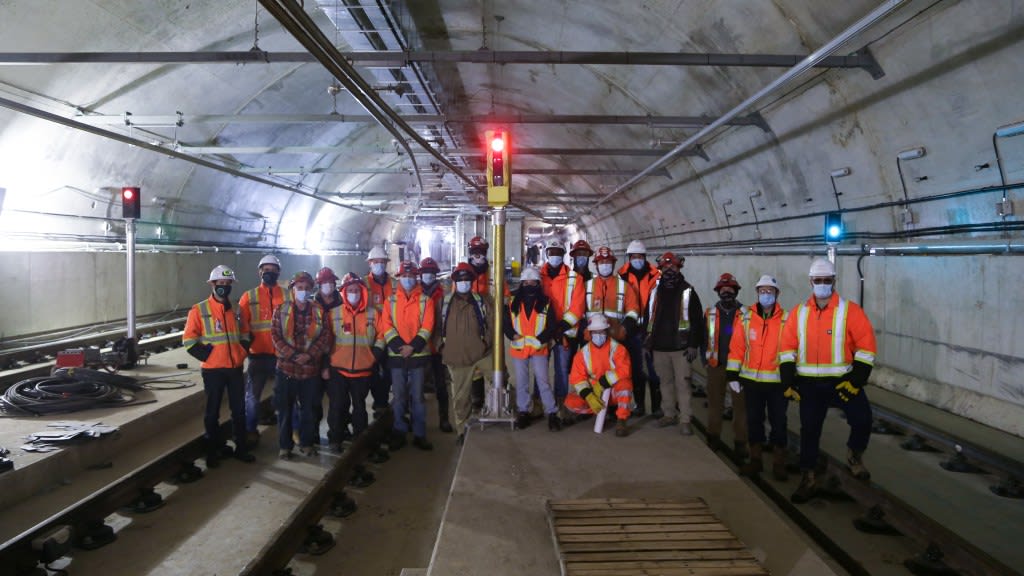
xmin=182 ymin=298 xmax=247 ymax=369
xmin=778 ymin=294 xmax=876 ymax=386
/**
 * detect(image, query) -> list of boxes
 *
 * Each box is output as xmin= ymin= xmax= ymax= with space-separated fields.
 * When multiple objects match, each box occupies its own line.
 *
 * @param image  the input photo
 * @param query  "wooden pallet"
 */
xmin=547 ymin=498 xmax=769 ymax=576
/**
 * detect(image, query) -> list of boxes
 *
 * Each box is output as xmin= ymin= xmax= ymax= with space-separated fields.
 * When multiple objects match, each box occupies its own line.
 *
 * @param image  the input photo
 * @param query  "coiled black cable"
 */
xmin=1 ymin=372 xmax=137 ymax=416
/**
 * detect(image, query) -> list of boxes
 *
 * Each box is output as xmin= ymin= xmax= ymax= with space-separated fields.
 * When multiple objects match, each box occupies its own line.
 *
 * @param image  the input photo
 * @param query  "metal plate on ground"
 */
xmin=547 ymin=498 xmax=768 ymax=576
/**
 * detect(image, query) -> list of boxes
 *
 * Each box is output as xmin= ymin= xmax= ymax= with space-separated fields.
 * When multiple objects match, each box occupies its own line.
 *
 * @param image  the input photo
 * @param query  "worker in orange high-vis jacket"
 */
xmin=324 ymin=273 xmax=385 ymax=446
xmin=539 ymin=239 xmax=586 ymax=407
xmin=703 ymin=273 xmax=749 ymax=459
xmin=565 ymin=313 xmax=634 ymax=437
xmin=585 ymin=247 xmax=640 ymax=344
xmin=619 ymin=240 xmax=662 ymax=418
xmin=419 ymin=257 xmax=453 ymax=433
xmin=727 ymin=274 xmax=790 ymax=480
xmin=780 ymin=258 xmax=877 ymax=504
xmin=239 ymin=254 xmax=289 ymax=438
xmin=365 ymin=245 xmax=395 ymax=416
xmin=381 ymin=261 xmax=436 ymax=452
xmin=505 ymin=266 xmax=560 ymax=432
xmin=184 ymin=265 xmax=255 ymax=468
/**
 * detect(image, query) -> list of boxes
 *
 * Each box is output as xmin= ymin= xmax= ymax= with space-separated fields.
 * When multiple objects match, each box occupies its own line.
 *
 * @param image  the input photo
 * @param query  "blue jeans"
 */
xmin=274 ymin=371 xmax=318 ymax=450
xmin=797 ymin=377 xmax=872 ymax=470
xmin=391 ymin=365 xmax=426 ymax=438
xmin=551 ymin=343 xmax=571 ymax=402
xmin=244 ymin=354 xmax=277 ymax=432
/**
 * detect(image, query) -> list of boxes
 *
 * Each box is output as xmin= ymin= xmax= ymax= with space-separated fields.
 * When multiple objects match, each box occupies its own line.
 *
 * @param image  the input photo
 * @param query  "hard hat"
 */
xmin=339 ymin=272 xmax=365 ymax=290
xmin=396 ymin=261 xmax=419 ymax=277
xmin=258 ymin=254 xmax=281 ymax=270
xmin=520 ymin=266 xmax=541 ymax=282
xmin=626 ymin=240 xmax=647 ymax=255
xmin=366 ymin=246 xmax=388 ymax=261
xmin=545 ymin=239 xmax=565 ymax=254
xmin=452 ymin=262 xmax=477 ymax=281
xmin=316 ymin=266 xmax=339 ymax=284
xmin=809 ymin=258 xmax=835 ymax=277
xmin=289 ymin=271 xmax=315 ymax=289
xmin=656 ymin=251 xmax=682 ymax=269
xmin=755 ymin=274 xmax=780 ymax=290
xmin=468 ymin=236 xmax=489 ymax=254
xmin=569 ymin=240 xmax=593 ymax=257
xmin=587 ymin=313 xmax=610 ymax=332
xmin=419 ymin=257 xmax=440 ymax=273
xmin=714 ymin=273 xmax=741 ymax=292
xmin=593 ymin=246 xmax=617 ymax=263
xmin=208 ymin=265 xmax=236 ymax=283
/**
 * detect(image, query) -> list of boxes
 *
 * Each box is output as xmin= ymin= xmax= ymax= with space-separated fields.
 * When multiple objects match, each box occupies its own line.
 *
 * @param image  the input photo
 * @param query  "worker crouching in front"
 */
xmin=565 ymin=313 xmax=634 ymax=437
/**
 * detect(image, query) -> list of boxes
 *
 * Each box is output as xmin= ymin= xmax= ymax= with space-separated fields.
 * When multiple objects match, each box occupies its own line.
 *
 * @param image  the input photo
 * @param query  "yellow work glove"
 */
xmin=783 ymin=386 xmax=801 ymax=402
xmin=835 ymin=380 xmax=860 ymax=403
xmin=581 ymin=387 xmax=605 ymax=413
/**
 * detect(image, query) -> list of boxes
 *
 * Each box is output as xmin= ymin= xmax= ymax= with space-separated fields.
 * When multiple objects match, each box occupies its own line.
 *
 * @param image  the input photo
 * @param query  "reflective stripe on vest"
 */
xmin=586 ymin=277 xmax=626 ymax=319
xmin=330 ymin=306 xmax=376 ymax=347
xmin=795 ymin=297 xmax=851 ymax=377
xmin=247 ymin=285 xmax=289 ymax=333
xmin=279 ymin=303 xmax=325 ymax=351
xmin=563 ymin=271 xmax=579 ymax=324
xmin=576 ymin=341 xmax=622 ymax=393
xmin=704 ymin=302 xmax=741 ymax=363
xmin=731 ymin=308 xmax=788 ymax=383
xmin=185 ymin=299 xmax=241 ymax=346
xmin=510 ymin=300 xmax=549 ymax=353
xmin=647 ymin=286 xmax=691 ymax=334
xmin=388 ymin=292 xmax=431 ymax=354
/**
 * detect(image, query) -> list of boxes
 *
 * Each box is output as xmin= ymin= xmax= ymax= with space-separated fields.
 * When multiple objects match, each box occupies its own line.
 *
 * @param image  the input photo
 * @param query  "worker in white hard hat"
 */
xmin=539 ymin=238 xmax=586 ymax=413
xmin=183 ymin=265 xmax=255 ymax=468
xmin=239 ymin=254 xmax=288 ymax=443
xmin=727 ymin=274 xmax=790 ymax=480
xmin=505 ymin=266 xmax=561 ymax=432
xmin=564 ymin=313 xmax=634 ymax=437
xmin=364 ymin=244 xmax=395 ymax=416
xmin=619 ymin=239 xmax=662 ymax=418
xmin=780 ymin=258 xmax=877 ymax=503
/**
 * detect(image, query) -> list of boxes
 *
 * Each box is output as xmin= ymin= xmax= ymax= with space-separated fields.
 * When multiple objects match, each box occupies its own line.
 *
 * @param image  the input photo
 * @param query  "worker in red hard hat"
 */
xmin=419 ymin=257 xmax=453 ymax=433
xmin=703 ymin=272 xmax=748 ymax=460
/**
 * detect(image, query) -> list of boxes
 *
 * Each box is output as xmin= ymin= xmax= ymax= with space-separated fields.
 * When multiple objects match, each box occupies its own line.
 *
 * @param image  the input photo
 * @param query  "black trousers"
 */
xmin=202 ymin=367 xmax=247 ymax=455
xmin=797 ymin=377 xmax=872 ymax=470
xmin=328 ymin=371 xmax=372 ymax=438
xmin=743 ymin=381 xmax=789 ymax=447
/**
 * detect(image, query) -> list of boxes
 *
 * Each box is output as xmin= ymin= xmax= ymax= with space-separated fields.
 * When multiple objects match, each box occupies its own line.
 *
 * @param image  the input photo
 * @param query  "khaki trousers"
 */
xmin=446 ymin=355 xmax=494 ymax=434
xmin=653 ymin=350 xmax=693 ymax=424
xmin=706 ymin=364 xmax=748 ymax=443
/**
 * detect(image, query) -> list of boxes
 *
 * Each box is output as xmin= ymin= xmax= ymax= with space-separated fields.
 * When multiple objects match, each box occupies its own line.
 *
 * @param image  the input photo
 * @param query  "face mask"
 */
xmin=261 ymin=271 xmax=279 ymax=286
xmin=370 ymin=263 xmax=385 ymax=276
xmin=660 ymin=269 xmax=680 ymax=288
xmin=456 ymin=281 xmax=472 ymax=294
xmin=574 ymin=256 xmax=589 ymax=269
xmin=597 ymin=263 xmax=613 ymax=277
xmin=630 ymin=258 xmax=645 ymax=271
xmin=591 ymin=333 xmax=608 ymax=347
xmin=547 ymin=255 xmax=563 ymax=268
xmin=346 ymin=291 xmax=361 ymax=306
xmin=521 ymin=284 xmax=539 ymax=296
xmin=320 ymin=284 xmax=334 ymax=296
xmin=421 ymin=273 xmax=436 ymax=285
xmin=214 ymin=285 xmax=232 ymax=299
xmin=293 ymin=289 xmax=308 ymax=302
xmin=470 ymin=254 xmax=486 ymax=265
xmin=758 ymin=293 xmax=776 ymax=308
xmin=813 ymin=283 xmax=833 ymax=299
xmin=719 ymin=291 xmax=736 ymax=302
xmin=400 ymin=277 xmax=417 ymax=292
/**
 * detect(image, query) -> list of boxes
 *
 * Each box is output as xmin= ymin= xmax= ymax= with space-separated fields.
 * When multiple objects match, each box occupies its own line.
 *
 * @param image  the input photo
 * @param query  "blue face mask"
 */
xmin=597 ymin=263 xmax=614 ymax=277
xmin=590 ymin=333 xmax=608 ymax=347
xmin=421 ymin=273 xmax=436 ymax=285
xmin=630 ymin=258 xmax=645 ymax=271
xmin=400 ymin=277 xmax=417 ymax=292
xmin=370 ymin=263 xmax=385 ymax=276
xmin=758 ymin=293 xmax=776 ymax=308
xmin=547 ymin=255 xmax=563 ymax=268
xmin=574 ymin=256 xmax=589 ymax=269
xmin=813 ymin=283 xmax=833 ymax=299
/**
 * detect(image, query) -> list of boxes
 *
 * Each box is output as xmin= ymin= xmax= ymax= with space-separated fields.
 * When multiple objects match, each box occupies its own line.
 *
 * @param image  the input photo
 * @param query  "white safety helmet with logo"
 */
xmin=366 ymin=246 xmax=388 ymax=261
xmin=626 ymin=240 xmax=647 ymax=255
xmin=258 ymin=254 xmax=281 ymax=270
xmin=520 ymin=266 xmax=542 ymax=282
xmin=808 ymin=258 xmax=835 ymax=277
xmin=755 ymin=274 xmax=780 ymax=290
xmin=208 ymin=265 xmax=236 ymax=283
xmin=545 ymin=238 xmax=565 ymax=254
xmin=587 ymin=313 xmax=611 ymax=332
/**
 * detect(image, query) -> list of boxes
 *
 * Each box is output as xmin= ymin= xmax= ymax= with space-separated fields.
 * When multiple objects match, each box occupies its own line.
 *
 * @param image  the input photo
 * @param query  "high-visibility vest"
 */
xmin=727 ymin=306 xmax=788 ymax=383
xmin=278 ymin=302 xmax=326 ymax=352
xmin=704 ymin=303 xmax=744 ymax=367
xmin=241 ymin=284 xmax=289 ymax=354
xmin=647 ymin=285 xmax=692 ymax=334
xmin=586 ymin=276 xmax=636 ymax=321
xmin=540 ymin=263 xmax=582 ymax=326
xmin=183 ymin=297 xmax=246 ymax=369
xmin=575 ymin=340 xmax=625 ymax=392
xmin=618 ymin=263 xmax=660 ymax=321
xmin=383 ymin=288 xmax=432 ymax=358
xmin=365 ymin=274 xmax=395 ymax=312
xmin=508 ymin=299 xmax=550 ymax=358
xmin=779 ymin=293 xmax=877 ymax=378
xmin=328 ymin=299 xmax=378 ymax=376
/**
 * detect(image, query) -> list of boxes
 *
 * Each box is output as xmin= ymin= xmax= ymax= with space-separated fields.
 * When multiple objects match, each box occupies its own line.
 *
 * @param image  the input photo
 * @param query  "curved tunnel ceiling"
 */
xmin=0 ymin=0 xmax=1021 ymax=254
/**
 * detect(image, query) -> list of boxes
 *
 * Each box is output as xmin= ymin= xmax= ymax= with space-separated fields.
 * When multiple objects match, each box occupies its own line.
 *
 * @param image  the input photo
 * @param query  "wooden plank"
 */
xmin=562 ymin=550 xmax=757 ymax=563
xmin=567 ymin=567 xmax=768 ymax=576
xmin=555 ymin=515 xmax=719 ymax=526
xmin=556 ymin=522 xmax=730 ymax=534
xmin=560 ymin=539 xmax=745 ymax=553
xmin=559 ymin=531 xmax=738 ymax=543
xmin=566 ymin=559 xmax=767 ymax=571
xmin=553 ymin=508 xmax=711 ymax=518
xmin=549 ymin=498 xmax=705 ymax=510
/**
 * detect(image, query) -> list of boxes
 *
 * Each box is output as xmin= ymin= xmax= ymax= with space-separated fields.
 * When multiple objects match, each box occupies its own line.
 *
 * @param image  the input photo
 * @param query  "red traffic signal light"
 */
xmin=490 ymin=134 xmax=505 ymax=153
xmin=122 ymin=186 xmax=141 ymax=219
xmin=487 ymin=131 xmax=509 ymax=188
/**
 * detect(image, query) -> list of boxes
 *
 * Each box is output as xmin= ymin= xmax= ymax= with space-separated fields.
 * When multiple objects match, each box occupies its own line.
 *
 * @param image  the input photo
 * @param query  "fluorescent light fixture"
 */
xmin=830 ymin=167 xmax=852 ymax=178
xmin=995 ymin=120 xmax=1024 ymax=138
xmin=897 ymin=147 xmax=926 ymax=161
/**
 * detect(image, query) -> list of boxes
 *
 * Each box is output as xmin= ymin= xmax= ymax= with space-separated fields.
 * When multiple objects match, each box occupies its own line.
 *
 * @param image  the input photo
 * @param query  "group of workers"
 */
xmin=183 ymin=235 xmax=877 ymax=504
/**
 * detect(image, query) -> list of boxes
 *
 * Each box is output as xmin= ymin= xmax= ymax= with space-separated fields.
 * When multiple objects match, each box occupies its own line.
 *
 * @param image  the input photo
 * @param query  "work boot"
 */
xmin=740 ymin=444 xmax=763 ymax=476
xmin=722 ymin=407 xmax=733 ymax=421
xmin=791 ymin=471 xmax=818 ymax=503
xmin=412 ymin=436 xmax=433 ymax=451
xmin=515 ymin=411 xmax=532 ymax=430
xmin=847 ymin=449 xmax=871 ymax=481
xmin=733 ymin=441 xmax=749 ymax=462
xmin=388 ymin=431 xmax=406 ymax=451
xmin=298 ymin=445 xmax=318 ymax=457
xmin=234 ymin=449 xmax=256 ymax=463
xmin=205 ymin=453 xmax=221 ymax=469
xmin=278 ymin=449 xmax=292 ymax=460
xmin=548 ymin=413 xmax=562 ymax=432
xmin=615 ymin=420 xmax=629 ymax=437
xmin=679 ymin=422 xmax=693 ymax=436
xmin=772 ymin=448 xmax=789 ymax=481
xmin=246 ymin=430 xmax=261 ymax=450
xmin=657 ymin=415 xmax=678 ymax=428
xmin=706 ymin=433 xmax=723 ymax=452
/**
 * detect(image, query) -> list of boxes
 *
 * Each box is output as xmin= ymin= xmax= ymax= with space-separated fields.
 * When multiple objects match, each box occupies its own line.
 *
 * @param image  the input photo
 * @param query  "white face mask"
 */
xmin=470 ymin=254 xmax=486 ymax=265
xmin=370 ymin=262 xmax=385 ymax=276
xmin=630 ymin=258 xmax=645 ymax=270
xmin=591 ymin=333 xmax=608 ymax=347
xmin=456 ymin=281 xmax=472 ymax=294
xmin=346 ymin=291 xmax=361 ymax=306
xmin=574 ymin=256 xmax=589 ymax=269
xmin=547 ymin=255 xmax=563 ymax=268
xmin=293 ymin=289 xmax=308 ymax=302
xmin=421 ymin=273 xmax=436 ymax=285
xmin=597 ymin=263 xmax=614 ymax=277
xmin=400 ymin=277 xmax=417 ymax=292
xmin=320 ymin=284 xmax=334 ymax=296
xmin=813 ymin=283 xmax=833 ymax=299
